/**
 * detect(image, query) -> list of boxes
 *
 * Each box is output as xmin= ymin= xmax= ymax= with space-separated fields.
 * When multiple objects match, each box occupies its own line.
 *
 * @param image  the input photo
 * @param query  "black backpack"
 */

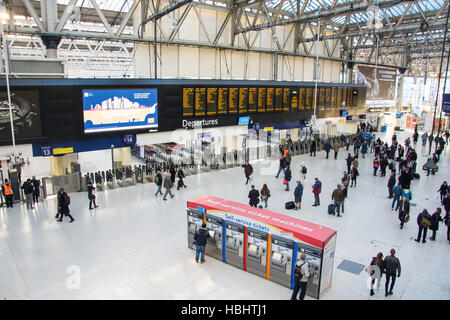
xmin=294 ymin=263 xmax=306 ymax=280
xmin=302 ymin=167 xmax=307 ymax=174
xmin=62 ymin=193 xmax=71 ymax=206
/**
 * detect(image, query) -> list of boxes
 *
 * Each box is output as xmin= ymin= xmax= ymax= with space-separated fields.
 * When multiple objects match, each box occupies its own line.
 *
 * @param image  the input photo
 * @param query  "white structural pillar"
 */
xmin=41 ymin=0 xmax=59 ymax=58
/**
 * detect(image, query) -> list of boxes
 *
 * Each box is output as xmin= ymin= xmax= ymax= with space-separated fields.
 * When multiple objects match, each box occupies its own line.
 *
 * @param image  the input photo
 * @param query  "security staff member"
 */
xmin=2 ymin=179 xmax=14 ymax=208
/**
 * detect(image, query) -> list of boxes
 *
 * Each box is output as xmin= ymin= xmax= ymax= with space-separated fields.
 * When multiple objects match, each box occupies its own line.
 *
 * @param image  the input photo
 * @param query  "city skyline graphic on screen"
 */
xmin=83 ymin=89 xmax=158 ymax=133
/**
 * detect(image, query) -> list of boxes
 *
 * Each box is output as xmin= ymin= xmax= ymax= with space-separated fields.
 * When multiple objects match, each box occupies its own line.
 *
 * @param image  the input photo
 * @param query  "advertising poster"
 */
xmin=356 ymin=66 xmax=396 ymax=100
xmin=83 ymin=89 xmax=158 ymax=133
xmin=0 ymin=89 xmax=42 ymax=141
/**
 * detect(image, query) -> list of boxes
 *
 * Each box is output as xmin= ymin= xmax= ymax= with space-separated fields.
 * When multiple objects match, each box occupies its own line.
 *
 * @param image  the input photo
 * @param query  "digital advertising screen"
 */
xmin=83 ymin=89 xmax=158 ymax=133
xmin=238 ymin=116 xmax=250 ymax=125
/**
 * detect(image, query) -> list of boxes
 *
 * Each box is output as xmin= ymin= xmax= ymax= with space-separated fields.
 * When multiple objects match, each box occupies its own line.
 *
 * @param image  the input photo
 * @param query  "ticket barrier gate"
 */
xmin=226 ymin=152 xmax=234 ymax=168
xmin=295 ymin=244 xmax=322 ymax=299
xmin=124 ymin=166 xmax=136 ymax=187
xmin=105 ymin=170 xmax=115 ymax=189
xmin=225 ymin=221 xmax=244 ymax=269
xmin=246 ymin=228 xmax=268 ymax=279
xmin=134 ymin=165 xmax=144 ymax=183
xmin=205 ymin=214 xmax=224 ymax=261
xmin=115 ymin=169 xmax=125 ymax=188
xmin=187 ymin=209 xmax=205 ymax=249
xmin=269 ymin=235 xmax=294 ymax=288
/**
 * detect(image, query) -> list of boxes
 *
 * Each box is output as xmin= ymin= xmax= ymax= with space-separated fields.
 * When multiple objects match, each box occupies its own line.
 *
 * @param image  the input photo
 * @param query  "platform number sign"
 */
xmin=41 ymin=146 xmax=52 ymax=157
xmin=123 ymin=135 xmax=134 ymax=145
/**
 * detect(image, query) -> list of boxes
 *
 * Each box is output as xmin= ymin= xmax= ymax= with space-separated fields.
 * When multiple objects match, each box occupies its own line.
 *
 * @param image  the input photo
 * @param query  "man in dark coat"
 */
xmin=383 ymin=249 xmax=401 ymax=297
xmin=194 ymin=223 xmax=211 ymax=263
xmin=415 ymin=209 xmax=431 ymax=243
xmin=57 ymin=188 xmax=74 ymax=223
xmin=31 ymin=176 xmax=40 ymax=204
xmin=345 ymin=153 xmax=353 ymax=174
xmin=429 ymin=208 xmax=443 ymax=241
xmin=395 ymin=195 xmax=410 ymax=229
xmin=248 ymin=185 xmax=260 ymax=207
xmin=242 ymin=161 xmax=253 ymax=185
xmin=387 ymin=172 xmax=396 ymax=198
xmin=324 ymin=141 xmax=331 ymax=159
xmin=310 ymin=139 xmax=317 ymax=157
xmin=331 ymin=185 xmax=344 ymax=217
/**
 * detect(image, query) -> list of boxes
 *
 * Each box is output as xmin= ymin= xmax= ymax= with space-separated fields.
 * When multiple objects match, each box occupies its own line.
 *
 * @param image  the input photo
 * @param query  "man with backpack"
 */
xmin=57 ymin=188 xmax=74 ymax=223
xmin=290 ymin=253 xmax=310 ymax=300
xmin=154 ymin=171 xmax=163 ymax=196
xmin=21 ymin=179 xmax=34 ymax=209
xmin=415 ymin=209 xmax=431 ymax=243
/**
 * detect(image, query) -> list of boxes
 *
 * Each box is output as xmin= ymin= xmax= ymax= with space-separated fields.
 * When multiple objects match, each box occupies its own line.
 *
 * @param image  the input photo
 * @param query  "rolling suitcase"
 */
xmin=413 ymin=173 xmax=420 ymax=179
xmin=328 ymin=203 xmax=335 ymax=215
xmin=285 ymin=201 xmax=295 ymax=210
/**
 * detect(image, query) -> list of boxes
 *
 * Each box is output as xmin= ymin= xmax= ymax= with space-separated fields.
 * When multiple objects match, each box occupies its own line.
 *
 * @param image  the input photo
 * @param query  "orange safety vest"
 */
xmin=3 ymin=183 xmax=13 ymax=195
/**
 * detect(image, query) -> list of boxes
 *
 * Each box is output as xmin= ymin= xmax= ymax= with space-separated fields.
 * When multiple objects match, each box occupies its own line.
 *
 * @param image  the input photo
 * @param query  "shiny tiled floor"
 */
xmin=1 ymin=128 xmax=449 ymax=300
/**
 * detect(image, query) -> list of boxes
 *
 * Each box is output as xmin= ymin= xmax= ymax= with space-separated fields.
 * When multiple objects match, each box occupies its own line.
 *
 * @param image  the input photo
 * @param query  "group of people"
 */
xmin=154 ymin=163 xmax=187 ymax=200
xmin=1 ymin=176 xmax=41 ymax=209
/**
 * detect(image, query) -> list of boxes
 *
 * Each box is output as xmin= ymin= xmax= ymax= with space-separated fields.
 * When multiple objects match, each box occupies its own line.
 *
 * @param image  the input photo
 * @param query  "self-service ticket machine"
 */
xmin=205 ymin=214 xmax=224 ymax=261
xmin=187 ymin=209 xmax=205 ymax=249
xmin=225 ymin=221 xmax=244 ymax=269
xmin=246 ymin=228 xmax=268 ymax=279
xmin=269 ymin=235 xmax=294 ymax=288
xmin=296 ymin=244 xmax=322 ymax=299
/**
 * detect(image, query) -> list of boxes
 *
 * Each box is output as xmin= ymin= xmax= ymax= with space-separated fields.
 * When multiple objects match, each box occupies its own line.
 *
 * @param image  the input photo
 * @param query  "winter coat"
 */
xmin=417 ymin=210 xmax=431 ymax=227
xmin=163 ymin=176 xmax=173 ymax=189
xmin=155 ymin=173 xmax=163 ymax=186
xmin=312 ymin=181 xmax=322 ymax=194
xmin=194 ymin=227 xmax=211 ymax=247
xmin=310 ymin=141 xmax=317 ymax=151
xmin=331 ymin=188 xmax=344 ymax=202
xmin=294 ymin=184 xmax=304 ymax=198
xmin=284 ymin=168 xmax=292 ymax=181
xmin=384 ymin=255 xmax=401 ymax=276
xmin=59 ymin=192 xmax=70 ymax=214
xmin=324 ymin=142 xmax=331 ymax=152
xmin=388 ymin=176 xmax=396 ymax=188
xmin=333 ymin=142 xmax=340 ymax=152
xmin=430 ymin=211 xmax=442 ymax=231
xmin=242 ymin=164 xmax=253 ymax=176
xmin=438 ymin=184 xmax=448 ymax=196
xmin=286 ymin=152 xmax=292 ymax=164
xmin=21 ymin=182 xmax=34 ymax=195
xmin=393 ymin=185 xmax=402 ymax=198
xmin=351 ymin=168 xmax=359 ymax=179
xmin=248 ymin=189 xmax=260 ymax=206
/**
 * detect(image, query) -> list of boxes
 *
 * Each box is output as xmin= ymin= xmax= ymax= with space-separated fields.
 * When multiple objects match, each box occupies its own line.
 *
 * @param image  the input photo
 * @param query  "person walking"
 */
xmin=248 ymin=185 xmax=260 ymax=208
xmin=286 ymin=149 xmax=293 ymax=166
xmin=415 ymin=209 xmax=431 ymax=243
xmin=193 ymin=223 xmax=211 ymax=264
xmin=444 ymin=199 xmax=450 ymax=244
xmin=387 ymin=172 xmax=396 ymax=198
xmin=340 ymin=182 xmax=348 ymax=214
xmin=154 ymin=171 xmax=163 ymax=196
xmin=300 ymin=162 xmax=307 ymax=181
xmin=373 ymin=157 xmax=380 ymax=176
xmin=2 ymin=179 xmax=14 ymax=208
xmin=429 ymin=208 xmax=443 ymax=241
xmin=260 ymin=184 xmax=270 ymax=208
xmin=169 ymin=163 xmax=176 ymax=184
xmin=421 ymin=132 xmax=428 ymax=146
xmin=294 ymin=181 xmax=304 ymax=211
xmin=177 ymin=167 xmax=187 ymax=190
xmin=346 ymin=153 xmax=353 ymax=174
xmin=31 ymin=176 xmax=40 ymax=204
xmin=333 ymin=141 xmax=340 ymax=160
xmin=290 ymin=253 xmax=310 ymax=300
xmin=395 ymin=195 xmax=410 ymax=229
xmin=368 ymin=252 xmax=385 ymax=296
xmin=312 ymin=178 xmax=322 ymax=206
xmin=383 ymin=249 xmax=401 ymax=297
xmin=21 ymin=179 xmax=34 ymax=209
xmin=331 ymin=184 xmax=344 ymax=217
xmin=87 ymin=179 xmax=99 ymax=210
xmin=284 ymin=165 xmax=292 ymax=191
xmin=361 ymin=140 xmax=368 ymax=158
xmin=324 ymin=140 xmax=331 ymax=159
xmin=162 ymin=174 xmax=175 ymax=201
xmin=57 ymin=188 xmax=74 ymax=223
xmin=350 ymin=165 xmax=359 ymax=187
xmin=310 ymin=139 xmax=317 ymax=157
xmin=275 ymin=156 xmax=287 ymax=178
xmin=437 ymin=182 xmax=448 ymax=205
xmin=242 ymin=161 xmax=253 ymax=185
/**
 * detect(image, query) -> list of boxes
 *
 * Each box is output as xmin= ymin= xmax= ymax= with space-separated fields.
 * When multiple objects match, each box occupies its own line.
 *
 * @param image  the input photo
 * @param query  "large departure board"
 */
xmin=207 ymin=88 xmax=218 ymax=115
xmin=266 ymin=88 xmax=274 ymax=112
xmin=257 ymin=88 xmax=266 ymax=113
xmin=239 ymin=88 xmax=248 ymax=113
xmin=218 ymin=88 xmax=228 ymax=114
xmin=283 ymin=88 xmax=290 ymax=111
xmin=305 ymin=88 xmax=312 ymax=109
xmin=183 ymin=88 xmax=194 ymax=116
xmin=274 ymin=88 xmax=283 ymax=111
xmin=229 ymin=88 xmax=238 ymax=114
xmin=298 ymin=88 xmax=305 ymax=110
xmin=195 ymin=88 xmax=206 ymax=116
xmin=248 ymin=88 xmax=257 ymax=112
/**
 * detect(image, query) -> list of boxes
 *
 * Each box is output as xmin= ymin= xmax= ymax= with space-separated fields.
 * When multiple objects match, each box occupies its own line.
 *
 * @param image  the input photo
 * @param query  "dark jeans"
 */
xmin=245 ymin=175 xmax=251 ymax=184
xmin=398 ymin=211 xmax=406 ymax=228
xmin=334 ymin=151 xmax=338 ymax=159
xmin=89 ymin=199 xmax=97 ymax=209
xmin=58 ymin=212 xmax=74 ymax=222
xmin=350 ymin=178 xmax=357 ymax=187
xmin=33 ymin=191 xmax=40 ymax=203
xmin=385 ymin=273 xmax=396 ymax=294
xmin=326 ymin=151 xmax=329 ymax=159
xmin=388 ymin=187 xmax=394 ymax=198
xmin=291 ymin=280 xmax=307 ymax=300
xmin=417 ymin=226 xmax=428 ymax=241
xmin=5 ymin=195 xmax=13 ymax=208
xmin=314 ymin=194 xmax=320 ymax=205
xmin=430 ymin=229 xmax=437 ymax=240
xmin=310 ymin=149 xmax=316 ymax=156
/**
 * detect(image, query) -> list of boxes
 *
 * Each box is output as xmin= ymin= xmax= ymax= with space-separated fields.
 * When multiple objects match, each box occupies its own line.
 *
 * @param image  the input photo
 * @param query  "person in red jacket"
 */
xmin=312 ymin=178 xmax=322 ymax=206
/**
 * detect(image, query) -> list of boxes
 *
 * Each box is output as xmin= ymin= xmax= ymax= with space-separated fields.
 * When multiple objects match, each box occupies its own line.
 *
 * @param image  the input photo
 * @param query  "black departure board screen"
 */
xmin=325 ymin=88 xmax=331 ymax=109
xmin=195 ymin=88 xmax=206 ymax=116
xmin=274 ymin=88 xmax=283 ymax=111
xmin=239 ymin=88 xmax=248 ymax=113
xmin=291 ymin=89 xmax=299 ymax=111
xmin=218 ymin=88 xmax=228 ymax=114
xmin=257 ymin=88 xmax=266 ymax=112
xmin=305 ymin=88 xmax=312 ymax=109
xmin=207 ymin=88 xmax=218 ymax=115
xmin=283 ymin=88 xmax=290 ymax=111
xmin=266 ymin=88 xmax=274 ymax=112
xmin=248 ymin=88 xmax=257 ymax=112
xmin=229 ymin=88 xmax=238 ymax=114
xmin=318 ymin=87 xmax=325 ymax=109
xmin=331 ymin=88 xmax=337 ymax=108
xmin=183 ymin=88 xmax=194 ymax=116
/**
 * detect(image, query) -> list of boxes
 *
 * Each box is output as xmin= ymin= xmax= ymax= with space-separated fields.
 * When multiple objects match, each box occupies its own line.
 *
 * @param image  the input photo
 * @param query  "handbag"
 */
xmin=421 ymin=217 xmax=431 ymax=228
xmin=404 ymin=214 xmax=410 ymax=223
xmin=283 ymin=179 xmax=288 ymax=185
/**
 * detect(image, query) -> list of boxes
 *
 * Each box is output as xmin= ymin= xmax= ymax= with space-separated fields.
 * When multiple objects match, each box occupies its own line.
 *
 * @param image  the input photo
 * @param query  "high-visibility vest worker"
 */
xmin=3 ymin=183 xmax=13 ymax=195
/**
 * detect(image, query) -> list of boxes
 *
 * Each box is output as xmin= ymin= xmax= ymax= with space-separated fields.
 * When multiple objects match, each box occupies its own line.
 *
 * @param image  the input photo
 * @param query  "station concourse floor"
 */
xmin=1 ymin=129 xmax=449 ymax=300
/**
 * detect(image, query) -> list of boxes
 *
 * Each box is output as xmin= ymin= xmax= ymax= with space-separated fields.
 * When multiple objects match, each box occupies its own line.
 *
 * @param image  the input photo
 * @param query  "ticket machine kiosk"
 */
xmin=246 ymin=228 xmax=268 ymax=279
xmin=269 ymin=235 xmax=294 ymax=288
xmin=225 ymin=221 xmax=244 ymax=269
xmin=205 ymin=214 xmax=224 ymax=261
xmin=187 ymin=209 xmax=205 ymax=249
xmin=295 ymin=243 xmax=322 ymax=299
